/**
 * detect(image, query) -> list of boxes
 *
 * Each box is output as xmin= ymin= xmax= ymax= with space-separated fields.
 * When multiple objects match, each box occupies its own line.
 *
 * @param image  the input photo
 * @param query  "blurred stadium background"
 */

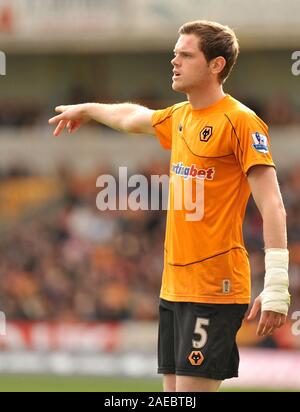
xmin=0 ymin=0 xmax=300 ymax=392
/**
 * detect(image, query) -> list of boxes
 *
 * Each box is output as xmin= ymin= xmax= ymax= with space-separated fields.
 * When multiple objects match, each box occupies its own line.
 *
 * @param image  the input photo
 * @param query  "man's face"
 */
xmin=171 ymin=34 xmax=211 ymax=93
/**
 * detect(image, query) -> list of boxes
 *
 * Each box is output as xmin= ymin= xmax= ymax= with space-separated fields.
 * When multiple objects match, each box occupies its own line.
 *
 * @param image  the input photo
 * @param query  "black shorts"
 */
xmin=158 ymin=299 xmax=248 ymax=380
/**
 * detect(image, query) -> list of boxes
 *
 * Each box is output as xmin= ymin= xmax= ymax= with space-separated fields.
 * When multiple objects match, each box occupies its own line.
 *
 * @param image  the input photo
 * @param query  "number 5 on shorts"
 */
xmin=192 ymin=318 xmax=210 ymax=349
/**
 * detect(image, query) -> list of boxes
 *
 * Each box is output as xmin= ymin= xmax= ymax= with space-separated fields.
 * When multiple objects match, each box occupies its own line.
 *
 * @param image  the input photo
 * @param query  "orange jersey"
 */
xmin=152 ymin=95 xmax=275 ymax=304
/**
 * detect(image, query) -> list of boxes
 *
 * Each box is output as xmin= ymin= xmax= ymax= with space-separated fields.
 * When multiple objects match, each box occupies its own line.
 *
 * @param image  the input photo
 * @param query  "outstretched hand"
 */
xmin=48 ymin=104 xmax=90 ymax=136
xmin=247 ymin=295 xmax=287 ymax=336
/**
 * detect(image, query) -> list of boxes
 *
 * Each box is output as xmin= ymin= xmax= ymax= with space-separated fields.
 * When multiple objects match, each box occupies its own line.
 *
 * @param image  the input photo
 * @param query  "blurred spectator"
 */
xmin=0 ymin=163 xmax=299 ymax=323
xmin=0 ymin=91 xmax=299 ymax=129
xmin=263 ymin=93 xmax=300 ymax=125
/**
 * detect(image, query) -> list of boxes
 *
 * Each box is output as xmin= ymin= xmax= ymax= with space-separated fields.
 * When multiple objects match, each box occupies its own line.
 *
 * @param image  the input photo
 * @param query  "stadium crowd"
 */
xmin=0 ymin=163 xmax=300 ymax=324
xmin=0 ymin=93 xmax=300 ymax=128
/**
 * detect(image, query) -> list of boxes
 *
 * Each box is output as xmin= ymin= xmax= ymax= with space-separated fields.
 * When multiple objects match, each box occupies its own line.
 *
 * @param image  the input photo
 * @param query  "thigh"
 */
xmin=176 ymin=375 xmax=222 ymax=392
xmin=174 ymin=303 xmax=248 ymax=380
xmin=163 ymin=374 xmax=176 ymax=392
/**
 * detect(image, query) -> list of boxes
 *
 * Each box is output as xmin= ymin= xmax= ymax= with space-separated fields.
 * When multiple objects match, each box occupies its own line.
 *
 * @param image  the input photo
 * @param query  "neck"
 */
xmin=187 ymin=84 xmax=226 ymax=110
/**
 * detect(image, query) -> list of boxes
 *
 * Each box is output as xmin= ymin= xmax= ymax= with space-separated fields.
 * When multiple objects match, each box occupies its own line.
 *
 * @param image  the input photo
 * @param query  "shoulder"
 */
xmin=152 ymin=101 xmax=190 ymax=126
xmin=224 ymin=97 xmax=267 ymax=128
xmin=171 ymin=101 xmax=190 ymax=113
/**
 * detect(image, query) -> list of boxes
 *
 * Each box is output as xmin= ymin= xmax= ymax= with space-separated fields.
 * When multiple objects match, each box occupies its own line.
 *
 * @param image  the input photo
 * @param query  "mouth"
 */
xmin=172 ymin=71 xmax=181 ymax=80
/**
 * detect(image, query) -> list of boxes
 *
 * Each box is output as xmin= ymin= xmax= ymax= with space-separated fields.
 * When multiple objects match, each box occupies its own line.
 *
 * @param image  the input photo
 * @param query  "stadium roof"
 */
xmin=0 ymin=0 xmax=299 ymax=52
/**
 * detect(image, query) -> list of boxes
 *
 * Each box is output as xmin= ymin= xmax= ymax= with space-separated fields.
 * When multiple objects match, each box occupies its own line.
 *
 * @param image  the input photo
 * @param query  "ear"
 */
xmin=210 ymin=56 xmax=226 ymax=76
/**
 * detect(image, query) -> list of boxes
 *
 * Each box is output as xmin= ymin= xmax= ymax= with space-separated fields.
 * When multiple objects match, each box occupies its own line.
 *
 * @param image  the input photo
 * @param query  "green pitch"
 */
xmin=0 ymin=375 xmax=296 ymax=392
xmin=0 ymin=375 xmax=161 ymax=392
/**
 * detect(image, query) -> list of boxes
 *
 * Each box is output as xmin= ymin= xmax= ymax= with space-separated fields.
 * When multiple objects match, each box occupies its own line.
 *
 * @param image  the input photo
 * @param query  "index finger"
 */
xmin=55 ymin=105 xmax=69 ymax=113
xmin=257 ymin=311 xmax=269 ymax=336
xmin=48 ymin=114 xmax=64 ymax=125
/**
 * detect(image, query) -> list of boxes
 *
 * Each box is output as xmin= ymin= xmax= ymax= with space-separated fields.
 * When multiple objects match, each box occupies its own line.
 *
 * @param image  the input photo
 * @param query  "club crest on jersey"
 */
xmin=252 ymin=132 xmax=269 ymax=153
xmin=200 ymin=126 xmax=213 ymax=142
xmin=188 ymin=351 xmax=204 ymax=366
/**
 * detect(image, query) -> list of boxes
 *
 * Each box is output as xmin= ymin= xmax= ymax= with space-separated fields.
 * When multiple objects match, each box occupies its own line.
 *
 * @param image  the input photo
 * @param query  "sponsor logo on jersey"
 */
xmin=171 ymin=162 xmax=215 ymax=180
xmin=252 ymin=132 xmax=269 ymax=153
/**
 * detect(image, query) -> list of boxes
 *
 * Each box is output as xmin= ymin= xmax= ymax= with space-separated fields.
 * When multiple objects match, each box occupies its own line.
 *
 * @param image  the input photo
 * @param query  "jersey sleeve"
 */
xmin=151 ymin=106 xmax=174 ymax=150
xmin=229 ymin=110 xmax=275 ymax=175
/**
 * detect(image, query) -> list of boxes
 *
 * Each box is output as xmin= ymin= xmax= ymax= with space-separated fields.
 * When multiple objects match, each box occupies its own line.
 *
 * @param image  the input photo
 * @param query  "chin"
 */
xmin=172 ymin=81 xmax=186 ymax=93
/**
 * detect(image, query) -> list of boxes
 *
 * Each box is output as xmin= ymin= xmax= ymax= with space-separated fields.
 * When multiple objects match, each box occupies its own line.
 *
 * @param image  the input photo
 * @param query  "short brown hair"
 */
xmin=179 ymin=20 xmax=239 ymax=83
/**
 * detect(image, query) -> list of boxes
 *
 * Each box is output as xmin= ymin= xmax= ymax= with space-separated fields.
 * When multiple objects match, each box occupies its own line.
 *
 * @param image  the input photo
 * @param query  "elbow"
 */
xmin=122 ymin=118 xmax=137 ymax=134
xmin=125 ymin=124 xmax=140 ymax=134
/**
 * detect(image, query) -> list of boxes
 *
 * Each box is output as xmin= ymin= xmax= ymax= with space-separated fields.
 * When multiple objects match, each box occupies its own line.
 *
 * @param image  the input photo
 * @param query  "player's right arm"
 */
xmin=48 ymin=103 xmax=155 ymax=137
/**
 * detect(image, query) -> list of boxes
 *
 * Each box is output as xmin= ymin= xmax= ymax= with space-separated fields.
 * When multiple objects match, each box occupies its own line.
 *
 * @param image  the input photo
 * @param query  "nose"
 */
xmin=171 ymin=55 xmax=179 ymax=67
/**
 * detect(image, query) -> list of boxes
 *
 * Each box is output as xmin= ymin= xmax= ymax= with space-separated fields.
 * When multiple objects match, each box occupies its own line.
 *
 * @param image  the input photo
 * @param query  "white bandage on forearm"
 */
xmin=260 ymin=248 xmax=290 ymax=315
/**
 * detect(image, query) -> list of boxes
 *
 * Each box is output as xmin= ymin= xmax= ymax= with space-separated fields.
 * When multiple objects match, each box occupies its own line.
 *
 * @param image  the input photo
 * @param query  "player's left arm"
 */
xmin=246 ymin=165 xmax=290 ymax=336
